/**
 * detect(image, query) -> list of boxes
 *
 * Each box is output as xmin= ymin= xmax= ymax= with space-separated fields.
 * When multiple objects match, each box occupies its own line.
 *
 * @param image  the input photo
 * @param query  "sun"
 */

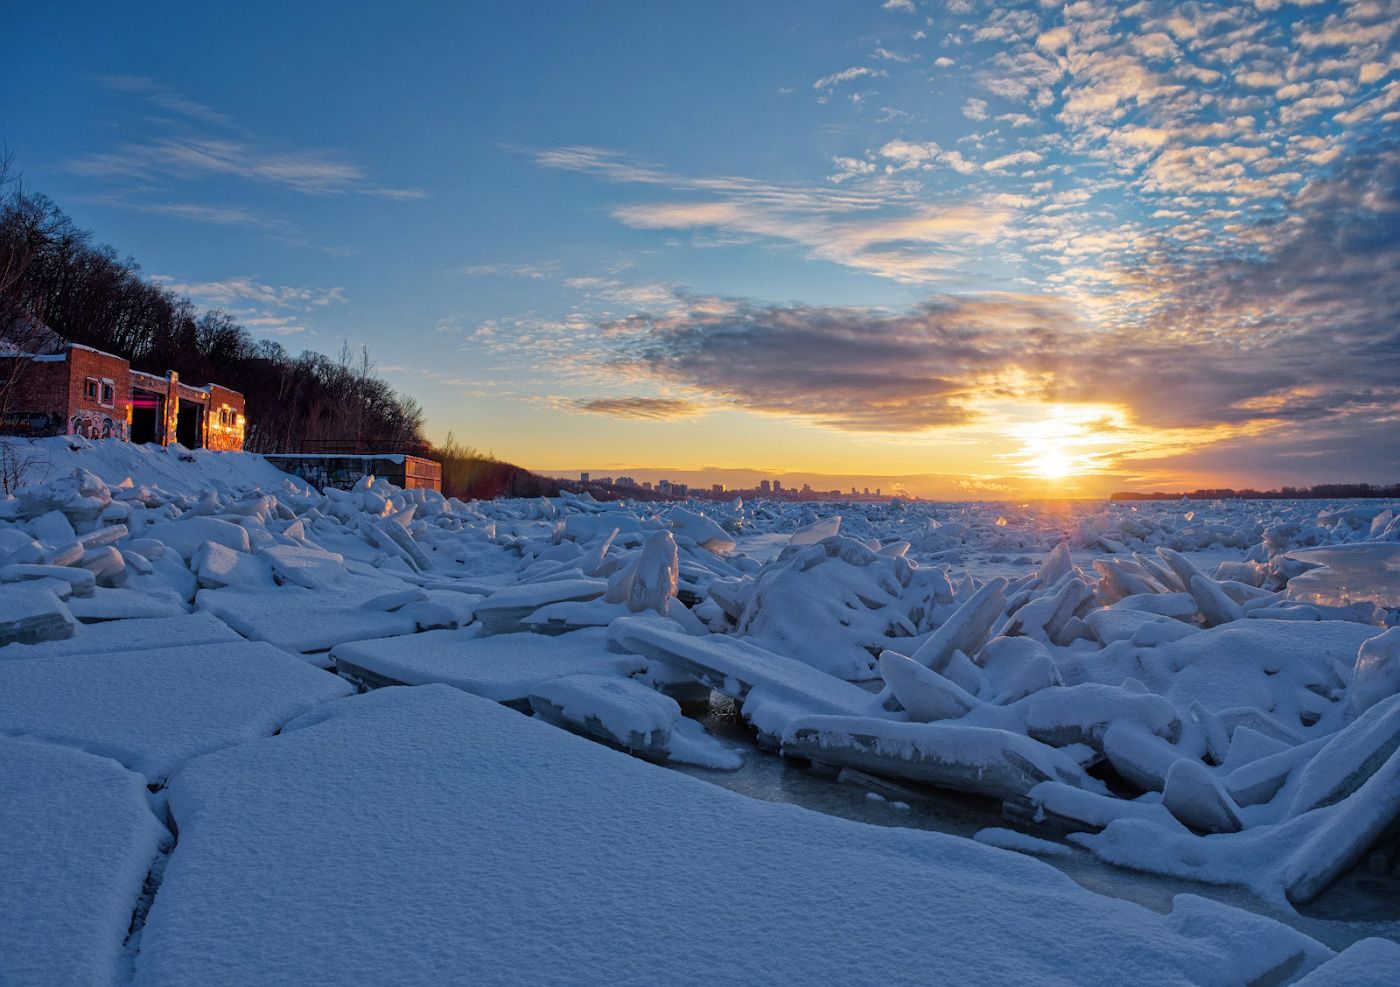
xmin=1031 ymin=446 xmax=1074 ymax=479
xmin=992 ymin=400 xmax=1154 ymax=485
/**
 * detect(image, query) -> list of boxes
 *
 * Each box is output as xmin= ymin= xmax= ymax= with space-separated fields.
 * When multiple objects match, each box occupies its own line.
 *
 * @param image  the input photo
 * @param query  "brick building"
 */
xmin=1 ymin=344 xmax=246 ymax=451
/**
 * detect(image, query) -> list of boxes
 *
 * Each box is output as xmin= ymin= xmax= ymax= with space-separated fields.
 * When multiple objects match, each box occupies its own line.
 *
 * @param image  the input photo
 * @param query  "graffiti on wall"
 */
xmin=1 ymin=412 xmax=64 ymax=437
xmin=68 ymin=410 xmax=127 ymax=441
xmin=283 ymin=461 xmax=364 ymax=491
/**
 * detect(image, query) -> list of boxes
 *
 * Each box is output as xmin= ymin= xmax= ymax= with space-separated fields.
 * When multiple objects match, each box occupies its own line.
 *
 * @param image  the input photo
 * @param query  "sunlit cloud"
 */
xmin=494 ymin=133 xmax=1399 ymax=483
xmin=575 ymin=397 xmax=702 ymax=420
xmin=537 ymin=146 xmax=1012 ymax=284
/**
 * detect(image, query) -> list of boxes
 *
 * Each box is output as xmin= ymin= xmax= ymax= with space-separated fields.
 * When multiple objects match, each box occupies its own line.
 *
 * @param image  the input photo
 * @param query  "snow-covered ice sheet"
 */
xmin=1291 ymin=937 xmax=1400 ymax=986
xmin=0 ymin=611 xmax=241 ymax=661
xmin=0 ymin=640 xmax=353 ymax=783
xmin=134 ymin=685 xmax=1332 ymax=986
xmin=199 ymin=583 xmax=425 ymax=659
xmin=68 ymin=585 xmax=190 ymax=620
xmin=332 ymin=626 xmax=646 ymax=704
xmin=0 ymin=736 xmax=169 ymax=986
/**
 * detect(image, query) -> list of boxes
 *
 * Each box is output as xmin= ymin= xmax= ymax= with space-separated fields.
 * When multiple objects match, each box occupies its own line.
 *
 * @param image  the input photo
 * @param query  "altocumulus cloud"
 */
xmin=574 ymin=147 xmax=1400 ymax=450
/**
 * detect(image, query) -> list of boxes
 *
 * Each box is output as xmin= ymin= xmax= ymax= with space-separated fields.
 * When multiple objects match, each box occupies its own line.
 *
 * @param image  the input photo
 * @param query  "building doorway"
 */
xmin=176 ymin=399 xmax=204 ymax=448
xmin=130 ymin=390 xmax=164 ymax=444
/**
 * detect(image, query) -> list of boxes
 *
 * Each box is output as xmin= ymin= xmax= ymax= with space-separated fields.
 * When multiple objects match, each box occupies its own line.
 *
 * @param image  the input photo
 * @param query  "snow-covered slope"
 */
xmin=5 ymin=434 xmax=297 ymax=497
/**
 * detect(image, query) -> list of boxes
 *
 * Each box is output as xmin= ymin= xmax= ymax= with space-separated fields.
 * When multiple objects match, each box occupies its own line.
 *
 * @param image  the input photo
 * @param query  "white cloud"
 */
xmin=813 ymin=66 xmax=887 ymax=90
xmin=962 ymin=97 xmax=989 ymax=120
xmin=983 ymin=149 xmax=1042 ymax=172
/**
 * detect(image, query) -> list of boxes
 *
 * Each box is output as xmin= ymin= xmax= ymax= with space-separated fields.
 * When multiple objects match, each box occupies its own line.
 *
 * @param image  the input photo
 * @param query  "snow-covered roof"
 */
xmin=66 ymin=343 xmax=128 ymax=362
xmin=263 ymin=453 xmax=409 ymax=464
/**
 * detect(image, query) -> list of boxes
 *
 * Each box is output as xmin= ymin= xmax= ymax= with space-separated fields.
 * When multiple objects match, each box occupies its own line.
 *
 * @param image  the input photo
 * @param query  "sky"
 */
xmin=4 ymin=0 xmax=1398 ymax=498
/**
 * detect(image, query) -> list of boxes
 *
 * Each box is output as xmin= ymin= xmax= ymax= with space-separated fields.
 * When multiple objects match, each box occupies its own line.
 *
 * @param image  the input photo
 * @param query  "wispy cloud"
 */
xmin=82 ymin=194 xmax=281 ymax=229
xmin=534 ymin=145 xmax=1011 ymax=283
xmin=95 ymin=74 xmax=239 ymax=129
xmin=152 ymin=275 xmax=346 ymax=336
xmin=813 ymin=66 xmax=887 ymax=91
xmin=69 ymin=137 xmax=421 ymax=197
xmin=576 ymin=397 xmax=702 ymax=420
xmin=153 ymin=277 xmax=346 ymax=309
xmin=71 ymin=78 xmax=425 ymax=203
xmin=462 ymin=262 xmax=556 ymax=279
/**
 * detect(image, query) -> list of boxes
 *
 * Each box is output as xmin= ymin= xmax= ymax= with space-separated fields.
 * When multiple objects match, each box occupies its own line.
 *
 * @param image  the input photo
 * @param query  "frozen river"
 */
xmin=4 ymin=441 xmax=1399 ymax=982
xmin=671 ymin=693 xmax=1400 ymax=953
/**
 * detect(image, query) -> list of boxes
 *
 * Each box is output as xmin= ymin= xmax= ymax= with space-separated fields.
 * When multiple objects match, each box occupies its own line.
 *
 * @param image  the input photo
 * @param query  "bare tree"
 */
xmin=0 ymin=151 xmax=62 ymax=490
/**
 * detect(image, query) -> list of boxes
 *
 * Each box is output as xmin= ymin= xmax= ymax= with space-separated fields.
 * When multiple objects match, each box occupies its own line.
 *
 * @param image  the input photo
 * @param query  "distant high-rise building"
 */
xmin=674 ymin=482 xmax=688 ymax=495
xmin=875 ymin=488 xmax=881 ymax=497
xmin=864 ymin=487 xmax=870 ymax=496
xmin=658 ymin=480 xmax=672 ymax=494
xmin=580 ymin=472 xmax=589 ymax=483
xmin=759 ymin=479 xmax=771 ymax=494
xmin=773 ymin=480 xmax=782 ymax=493
xmin=642 ymin=481 xmax=653 ymax=490
xmin=712 ymin=483 xmax=724 ymax=495
xmin=801 ymin=483 xmax=811 ymax=494
xmin=616 ymin=476 xmax=635 ymax=487
xmin=851 ymin=486 xmax=857 ymax=495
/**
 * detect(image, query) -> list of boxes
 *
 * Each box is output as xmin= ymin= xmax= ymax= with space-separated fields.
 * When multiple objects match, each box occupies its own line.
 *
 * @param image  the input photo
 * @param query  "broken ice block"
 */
xmin=783 ymin=716 xmax=1091 ymax=799
xmin=1161 ymin=758 xmax=1243 ymax=834
xmin=879 ymin=650 xmax=978 ymax=721
xmin=529 ymin=674 xmax=678 ymax=758
xmin=0 ymin=584 xmax=75 ymax=647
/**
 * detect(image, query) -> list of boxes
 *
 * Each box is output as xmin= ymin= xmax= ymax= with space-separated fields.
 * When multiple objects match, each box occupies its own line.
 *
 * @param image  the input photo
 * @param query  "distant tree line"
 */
xmin=434 ymin=432 xmax=565 ymax=500
xmin=0 ymin=166 xmax=426 ymax=455
xmin=1111 ymin=483 xmax=1400 ymax=501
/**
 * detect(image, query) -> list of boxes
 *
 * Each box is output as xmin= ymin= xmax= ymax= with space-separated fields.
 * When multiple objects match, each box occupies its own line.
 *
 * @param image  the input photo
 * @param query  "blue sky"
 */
xmin=5 ymin=0 xmax=1398 ymax=495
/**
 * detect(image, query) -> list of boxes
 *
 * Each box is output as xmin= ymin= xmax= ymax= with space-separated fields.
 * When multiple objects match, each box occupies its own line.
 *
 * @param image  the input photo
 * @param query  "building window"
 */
xmin=85 ymin=378 xmax=98 ymax=400
xmin=100 ymin=379 xmax=115 ymax=406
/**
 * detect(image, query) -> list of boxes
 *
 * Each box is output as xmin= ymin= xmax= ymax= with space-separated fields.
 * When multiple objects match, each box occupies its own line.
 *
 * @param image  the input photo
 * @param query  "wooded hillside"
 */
xmin=0 ymin=168 xmax=426 ymax=455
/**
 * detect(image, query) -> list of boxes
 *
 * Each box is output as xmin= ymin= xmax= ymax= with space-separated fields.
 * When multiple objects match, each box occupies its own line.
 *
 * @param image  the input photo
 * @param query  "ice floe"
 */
xmin=132 ymin=686 xmax=1337 ymax=986
xmin=0 ymin=736 xmax=169 ymax=986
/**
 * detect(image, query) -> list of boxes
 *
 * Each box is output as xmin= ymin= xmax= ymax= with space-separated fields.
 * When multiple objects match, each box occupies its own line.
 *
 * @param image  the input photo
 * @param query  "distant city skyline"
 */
xmin=548 ymin=465 xmax=1067 ymax=500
